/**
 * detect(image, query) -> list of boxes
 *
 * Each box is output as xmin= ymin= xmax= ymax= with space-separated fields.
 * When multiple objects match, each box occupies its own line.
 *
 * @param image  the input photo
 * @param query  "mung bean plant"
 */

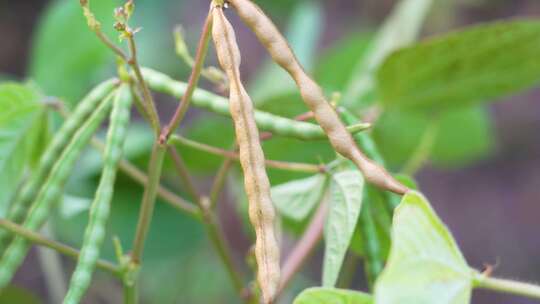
xmin=1 ymin=0 xmax=540 ymax=303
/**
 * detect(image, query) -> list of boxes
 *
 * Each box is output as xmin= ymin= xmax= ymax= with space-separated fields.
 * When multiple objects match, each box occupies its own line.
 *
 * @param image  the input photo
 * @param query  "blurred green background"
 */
xmin=1 ymin=0 xmax=540 ymax=303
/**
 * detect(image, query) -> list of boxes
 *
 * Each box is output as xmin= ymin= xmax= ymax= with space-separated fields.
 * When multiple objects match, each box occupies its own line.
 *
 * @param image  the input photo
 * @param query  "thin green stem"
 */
xmin=401 ymin=118 xmax=439 ymax=175
xmin=170 ymin=135 xmax=323 ymax=173
xmin=199 ymin=197 xmax=246 ymax=298
xmin=89 ymin=138 xmax=200 ymax=218
xmin=0 ymin=219 xmax=119 ymax=275
xmin=160 ymin=12 xmax=213 ymax=144
xmin=474 ymin=273 xmax=540 ymax=300
xmin=209 ymin=157 xmax=234 ymax=210
xmin=167 ymin=147 xmax=200 ymax=202
xmin=131 ymin=143 xmax=166 ymax=264
xmin=53 ymin=102 xmax=199 ymax=218
xmin=167 ymin=147 xmax=247 ymax=301
xmin=127 ymin=35 xmax=161 ymax=134
xmin=123 ymin=282 xmax=137 ymax=304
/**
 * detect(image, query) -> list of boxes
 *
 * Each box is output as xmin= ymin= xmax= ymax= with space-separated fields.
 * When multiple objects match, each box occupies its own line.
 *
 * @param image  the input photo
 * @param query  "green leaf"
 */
xmin=374 ymin=191 xmax=472 ymax=304
xmin=323 ymin=170 xmax=364 ymax=287
xmin=378 ymin=20 xmax=540 ymax=110
xmin=293 ymin=287 xmax=372 ymax=304
xmin=373 ymin=106 xmax=493 ymax=167
xmin=0 ymin=83 xmax=45 ymax=216
xmin=343 ymin=0 xmax=433 ymax=108
xmin=272 ymin=174 xmax=328 ymax=221
xmin=29 ymin=0 xmax=119 ymax=104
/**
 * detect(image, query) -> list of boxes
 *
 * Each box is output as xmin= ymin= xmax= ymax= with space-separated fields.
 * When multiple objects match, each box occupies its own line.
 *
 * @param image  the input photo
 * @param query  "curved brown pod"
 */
xmin=228 ymin=0 xmax=408 ymax=195
xmin=211 ymin=6 xmax=280 ymax=303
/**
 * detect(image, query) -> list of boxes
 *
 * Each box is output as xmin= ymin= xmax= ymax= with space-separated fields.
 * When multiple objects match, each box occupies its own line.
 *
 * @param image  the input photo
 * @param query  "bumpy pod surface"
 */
xmin=63 ymin=85 xmax=132 ymax=304
xmin=229 ymin=0 xmax=408 ymax=195
xmin=212 ymin=7 xmax=280 ymax=303
xmin=0 ymin=80 xmax=117 ymax=252
xmin=0 ymin=92 xmax=115 ymax=288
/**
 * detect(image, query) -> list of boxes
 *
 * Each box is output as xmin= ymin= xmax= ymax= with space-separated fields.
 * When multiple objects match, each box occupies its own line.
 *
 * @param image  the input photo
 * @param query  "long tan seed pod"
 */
xmin=211 ymin=6 xmax=280 ymax=303
xmin=228 ymin=0 xmax=408 ymax=195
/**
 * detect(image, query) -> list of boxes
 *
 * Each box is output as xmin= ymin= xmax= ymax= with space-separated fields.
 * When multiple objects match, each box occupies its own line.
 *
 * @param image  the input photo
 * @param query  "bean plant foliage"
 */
xmin=0 ymin=0 xmax=540 ymax=303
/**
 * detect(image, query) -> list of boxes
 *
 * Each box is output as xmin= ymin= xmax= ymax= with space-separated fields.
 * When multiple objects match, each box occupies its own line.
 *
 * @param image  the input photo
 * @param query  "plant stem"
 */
xmin=474 ymin=273 xmax=540 ymax=300
xmin=123 ymin=282 xmax=137 ymax=304
xmin=170 ymin=135 xmax=323 ymax=173
xmin=0 ymin=219 xmax=118 ymax=275
xmin=199 ymin=198 xmax=246 ymax=297
xmin=131 ymin=143 xmax=166 ymax=264
xmin=127 ymin=35 xmax=161 ymax=134
xmin=167 ymin=147 xmax=200 ymax=202
xmin=89 ymin=137 xmax=200 ymax=218
xmin=277 ymin=201 xmax=328 ymax=296
xmin=160 ymin=12 xmax=213 ymax=144
xmin=167 ymin=148 xmax=247 ymax=300
xmin=96 ymin=31 xmax=129 ymax=60
xmin=209 ymin=156 xmax=234 ymax=210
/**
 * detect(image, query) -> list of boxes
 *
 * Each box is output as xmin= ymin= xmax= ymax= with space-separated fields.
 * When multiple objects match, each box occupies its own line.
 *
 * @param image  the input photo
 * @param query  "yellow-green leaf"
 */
xmin=374 ymin=191 xmax=473 ymax=304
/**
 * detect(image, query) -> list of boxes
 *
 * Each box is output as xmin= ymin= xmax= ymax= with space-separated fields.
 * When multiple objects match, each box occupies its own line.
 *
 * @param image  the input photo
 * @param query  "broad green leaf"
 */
xmin=378 ymin=20 xmax=540 ymax=110
xmin=375 ymin=191 xmax=472 ymax=304
xmin=323 ymin=170 xmax=364 ymax=287
xmin=0 ymin=83 xmax=45 ymax=216
xmin=293 ymin=287 xmax=372 ymax=304
xmin=343 ymin=0 xmax=433 ymax=108
xmin=29 ymin=0 xmax=118 ymax=104
xmin=272 ymin=174 xmax=328 ymax=221
xmin=250 ymin=0 xmax=322 ymax=103
xmin=373 ymin=106 xmax=493 ymax=167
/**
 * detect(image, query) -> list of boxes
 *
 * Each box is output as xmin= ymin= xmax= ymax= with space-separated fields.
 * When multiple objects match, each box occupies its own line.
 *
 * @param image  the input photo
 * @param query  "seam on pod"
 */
xmin=212 ymin=6 xmax=280 ymax=303
xmin=63 ymin=84 xmax=132 ymax=304
xmin=0 ymin=90 xmax=116 ymax=288
xmin=0 ymin=79 xmax=118 ymax=253
xmin=228 ymin=0 xmax=408 ymax=195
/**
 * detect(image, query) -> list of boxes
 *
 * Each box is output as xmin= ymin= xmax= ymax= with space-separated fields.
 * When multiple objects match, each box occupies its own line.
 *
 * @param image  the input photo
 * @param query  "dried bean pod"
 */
xmin=229 ymin=0 xmax=408 ymax=195
xmin=0 ymin=91 xmax=115 ymax=288
xmin=212 ymin=7 xmax=280 ymax=303
xmin=63 ymin=85 xmax=132 ymax=304
xmin=0 ymin=80 xmax=117 ymax=252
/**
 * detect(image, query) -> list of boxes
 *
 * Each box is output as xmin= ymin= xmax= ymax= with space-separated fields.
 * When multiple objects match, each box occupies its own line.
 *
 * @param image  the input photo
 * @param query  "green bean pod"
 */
xmin=0 ymin=80 xmax=117 ymax=252
xmin=140 ymin=68 xmax=368 ymax=140
xmin=0 ymin=91 xmax=115 ymax=288
xmin=63 ymin=85 xmax=131 ymax=304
